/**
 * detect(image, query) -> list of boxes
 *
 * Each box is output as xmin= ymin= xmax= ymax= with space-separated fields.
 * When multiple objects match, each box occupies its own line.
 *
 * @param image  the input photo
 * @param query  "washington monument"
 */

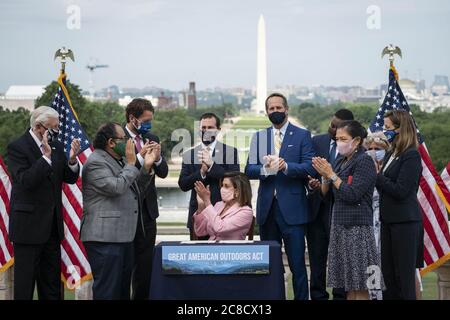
xmin=254 ymin=14 xmax=267 ymax=114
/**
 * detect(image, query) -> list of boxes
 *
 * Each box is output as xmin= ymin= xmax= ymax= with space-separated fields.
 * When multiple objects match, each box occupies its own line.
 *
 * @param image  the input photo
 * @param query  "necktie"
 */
xmin=274 ymin=130 xmax=282 ymax=155
xmin=135 ymin=135 xmax=142 ymax=153
xmin=330 ymin=140 xmax=337 ymax=165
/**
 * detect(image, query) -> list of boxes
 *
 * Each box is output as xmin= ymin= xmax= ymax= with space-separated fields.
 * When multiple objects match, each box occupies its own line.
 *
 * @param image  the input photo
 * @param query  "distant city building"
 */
xmin=0 ymin=85 xmax=45 ymax=111
xmin=157 ymin=91 xmax=174 ymax=109
xmin=431 ymin=75 xmax=449 ymax=95
xmin=187 ymin=81 xmax=197 ymax=110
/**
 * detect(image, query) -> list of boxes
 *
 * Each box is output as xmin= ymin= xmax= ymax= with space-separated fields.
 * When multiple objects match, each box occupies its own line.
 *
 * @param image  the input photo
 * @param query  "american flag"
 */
xmin=442 ymin=162 xmax=450 ymax=204
xmin=0 ymin=156 xmax=13 ymax=273
xmin=370 ymin=67 xmax=450 ymax=275
xmin=52 ymin=73 xmax=92 ymax=288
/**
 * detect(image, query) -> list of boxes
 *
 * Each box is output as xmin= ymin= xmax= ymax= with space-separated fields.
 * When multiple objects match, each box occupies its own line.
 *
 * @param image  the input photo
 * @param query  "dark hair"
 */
xmin=200 ymin=112 xmax=221 ymax=129
xmin=126 ymin=98 xmax=154 ymax=122
xmin=384 ymin=110 xmax=418 ymax=155
xmin=221 ymin=172 xmax=252 ymax=207
xmin=93 ymin=122 xmax=121 ymax=150
xmin=265 ymin=93 xmax=288 ymax=111
xmin=336 ymin=120 xmax=367 ymax=146
xmin=334 ymin=109 xmax=354 ymax=121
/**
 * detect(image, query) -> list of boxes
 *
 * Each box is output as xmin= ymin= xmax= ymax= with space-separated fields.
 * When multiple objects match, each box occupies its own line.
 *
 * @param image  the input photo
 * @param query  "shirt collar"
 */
xmin=201 ymin=139 xmax=217 ymax=151
xmin=125 ymin=125 xmax=137 ymax=139
xmin=272 ymin=121 xmax=289 ymax=136
xmin=29 ymin=128 xmax=42 ymax=148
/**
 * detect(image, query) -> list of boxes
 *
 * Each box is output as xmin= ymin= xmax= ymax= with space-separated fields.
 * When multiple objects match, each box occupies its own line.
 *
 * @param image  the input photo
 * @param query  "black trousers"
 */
xmin=84 ymin=241 xmax=134 ymax=300
xmin=381 ymin=220 xmax=422 ymax=300
xmin=260 ymin=199 xmax=309 ymax=300
xmin=306 ymin=212 xmax=346 ymax=300
xmin=131 ymin=208 xmax=157 ymax=300
xmin=13 ymin=214 xmax=61 ymax=300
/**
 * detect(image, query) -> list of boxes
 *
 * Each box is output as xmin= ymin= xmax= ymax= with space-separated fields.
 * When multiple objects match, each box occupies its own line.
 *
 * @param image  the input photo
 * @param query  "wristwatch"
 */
xmin=321 ymin=176 xmax=330 ymax=185
xmin=329 ymin=174 xmax=338 ymax=183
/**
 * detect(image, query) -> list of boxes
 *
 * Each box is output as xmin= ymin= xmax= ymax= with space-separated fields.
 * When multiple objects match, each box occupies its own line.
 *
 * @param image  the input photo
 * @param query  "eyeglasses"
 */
xmin=112 ymin=137 xmax=127 ymax=143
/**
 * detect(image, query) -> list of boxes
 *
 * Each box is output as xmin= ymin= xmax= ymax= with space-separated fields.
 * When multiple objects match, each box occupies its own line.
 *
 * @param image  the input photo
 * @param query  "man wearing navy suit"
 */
xmin=306 ymin=109 xmax=354 ymax=300
xmin=178 ymin=113 xmax=240 ymax=239
xmin=245 ymin=93 xmax=315 ymax=300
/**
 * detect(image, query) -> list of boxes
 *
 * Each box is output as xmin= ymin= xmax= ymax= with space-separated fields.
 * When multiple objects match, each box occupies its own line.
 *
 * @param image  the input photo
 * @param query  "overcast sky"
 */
xmin=1 ymin=0 xmax=449 ymax=93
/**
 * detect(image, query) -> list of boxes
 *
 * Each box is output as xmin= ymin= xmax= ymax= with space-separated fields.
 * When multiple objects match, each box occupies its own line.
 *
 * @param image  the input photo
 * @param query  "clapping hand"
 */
xmin=194 ymin=181 xmax=211 ymax=208
xmin=307 ymin=175 xmax=321 ymax=190
xmin=69 ymin=138 xmax=81 ymax=165
xmin=125 ymin=139 xmax=137 ymax=166
xmin=312 ymin=157 xmax=334 ymax=179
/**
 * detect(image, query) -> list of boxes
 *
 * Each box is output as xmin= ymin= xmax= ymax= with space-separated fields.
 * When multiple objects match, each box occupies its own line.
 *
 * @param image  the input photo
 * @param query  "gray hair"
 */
xmin=364 ymin=131 xmax=390 ymax=149
xmin=30 ymin=106 xmax=59 ymax=128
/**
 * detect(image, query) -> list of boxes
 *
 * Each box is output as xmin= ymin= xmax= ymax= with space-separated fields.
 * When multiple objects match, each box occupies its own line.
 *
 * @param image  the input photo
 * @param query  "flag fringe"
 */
xmin=61 ymin=272 xmax=93 ymax=291
xmin=420 ymin=252 xmax=450 ymax=276
xmin=390 ymin=65 xmax=399 ymax=81
xmin=436 ymin=183 xmax=450 ymax=214
xmin=57 ymin=73 xmax=81 ymax=123
xmin=0 ymin=258 xmax=14 ymax=273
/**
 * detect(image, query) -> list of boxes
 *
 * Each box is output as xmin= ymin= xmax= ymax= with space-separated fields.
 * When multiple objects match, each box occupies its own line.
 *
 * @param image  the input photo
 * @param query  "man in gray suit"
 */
xmin=80 ymin=122 xmax=157 ymax=300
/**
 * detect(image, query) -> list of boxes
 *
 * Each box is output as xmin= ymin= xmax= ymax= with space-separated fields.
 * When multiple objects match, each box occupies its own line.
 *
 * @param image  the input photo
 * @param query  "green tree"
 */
xmin=35 ymin=79 xmax=87 ymax=113
xmin=0 ymin=107 xmax=30 ymax=159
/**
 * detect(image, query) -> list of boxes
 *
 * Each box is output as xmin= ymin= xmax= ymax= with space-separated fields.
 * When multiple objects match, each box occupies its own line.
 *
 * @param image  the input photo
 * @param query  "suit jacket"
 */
xmin=178 ymin=141 xmax=240 ymax=229
xmin=80 ymin=149 xmax=153 ymax=243
xmin=193 ymin=201 xmax=254 ymax=240
xmin=124 ymin=128 xmax=169 ymax=220
xmin=308 ymin=133 xmax=335 ymax=222
xmin=7 ymin=130 xmax=79 ymax=244
xmin=245 ymin=123 xmax=315 ymax=226
xmin=376 ymin=147 xmax=422 ymax=224
xmin=331 ymin=146 xmax=376 ymax=226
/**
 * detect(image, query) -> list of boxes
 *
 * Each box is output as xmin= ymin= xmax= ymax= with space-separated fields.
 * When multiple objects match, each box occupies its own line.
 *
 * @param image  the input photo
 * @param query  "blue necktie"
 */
xmin=330 ymin=140 xmax=337 ymax=165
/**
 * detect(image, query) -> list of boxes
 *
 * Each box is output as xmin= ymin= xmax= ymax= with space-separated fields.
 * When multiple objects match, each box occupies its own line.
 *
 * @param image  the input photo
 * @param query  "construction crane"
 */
xmin=86 ymin=60 xmax=109 ymax=97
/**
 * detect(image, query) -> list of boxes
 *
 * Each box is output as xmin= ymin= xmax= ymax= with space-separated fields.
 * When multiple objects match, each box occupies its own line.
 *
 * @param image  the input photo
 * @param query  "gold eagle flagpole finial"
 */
xmin=382 ymin=44 xmax=402 ymax=80
xmin=54 ymin=47 xmax=75 ymax=75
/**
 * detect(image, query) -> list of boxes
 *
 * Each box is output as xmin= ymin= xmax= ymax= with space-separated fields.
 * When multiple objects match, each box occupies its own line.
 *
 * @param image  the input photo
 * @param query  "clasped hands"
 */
xmin=125 ymin=139 xmax=161 ymax=171
xmin=263 ymin=154 xmax=287 ymax=175
xmin=198 ymin=149 xmax=214 ymax=176
xmin=309 ymin=157 xmax=336 ymax=190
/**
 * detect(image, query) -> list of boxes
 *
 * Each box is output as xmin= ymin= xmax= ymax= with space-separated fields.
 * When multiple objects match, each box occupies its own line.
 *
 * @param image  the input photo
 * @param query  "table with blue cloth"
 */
xmin=149 ymin=241 xmax=285 ymax=300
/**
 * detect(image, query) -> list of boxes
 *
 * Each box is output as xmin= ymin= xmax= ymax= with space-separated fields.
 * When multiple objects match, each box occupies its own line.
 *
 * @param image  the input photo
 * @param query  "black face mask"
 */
xmin=201 ymin=130 xmax=216 ymax=146
xmin=268 ymin=111 xmax=286 ymax=125
xmin=328 ymin=126 xmax=336 ymax=140
xmin=41 ymin=124 xmax=59 ymax=143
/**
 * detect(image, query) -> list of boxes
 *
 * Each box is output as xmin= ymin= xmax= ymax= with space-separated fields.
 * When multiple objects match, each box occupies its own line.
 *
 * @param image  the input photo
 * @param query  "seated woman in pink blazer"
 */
xmin=193 ymin=172 xmax=254 ymax=241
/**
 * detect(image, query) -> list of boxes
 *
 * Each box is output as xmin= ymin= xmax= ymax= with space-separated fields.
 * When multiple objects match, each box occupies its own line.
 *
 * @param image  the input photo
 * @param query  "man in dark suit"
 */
xmin=245 ymin=93 xmax=315 ymax=300
xmin=123 ymin=98 xmax=169 ymax=300
xmin=178 ymin=113 xmax=240 ymax=239
xmin=306 ymin=109 xmax=354 ymax=300
xmin=7 ymin=106 xmax=80 ymax=300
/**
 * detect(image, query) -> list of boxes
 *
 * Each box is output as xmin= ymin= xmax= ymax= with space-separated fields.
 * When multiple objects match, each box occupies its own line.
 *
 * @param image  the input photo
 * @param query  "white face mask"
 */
xmin=220 ymin=187 xmax=235 ymax=203
xmin=336 ymin=139 xmax=355 ymax=157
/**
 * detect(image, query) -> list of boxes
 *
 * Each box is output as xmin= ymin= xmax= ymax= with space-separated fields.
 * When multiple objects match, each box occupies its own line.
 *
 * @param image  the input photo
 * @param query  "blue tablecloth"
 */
xmin=150 ymin=241 xmax=285 ymax=300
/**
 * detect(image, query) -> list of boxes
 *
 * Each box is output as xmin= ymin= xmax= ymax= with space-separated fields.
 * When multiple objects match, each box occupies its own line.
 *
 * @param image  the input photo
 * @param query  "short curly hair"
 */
xmin=125 ymin=98 xmax=154 ymax=122
xmin=364 ymin=131 xmax=390 ymax=150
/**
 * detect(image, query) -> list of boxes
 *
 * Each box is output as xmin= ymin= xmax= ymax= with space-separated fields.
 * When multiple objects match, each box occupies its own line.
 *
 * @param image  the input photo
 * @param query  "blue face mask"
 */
xmin=383 ymin=130 xmax=397 ymax=143
xmin=133 ymin=118 xmax=152 ymax=135
xmin=375 ymin=149 xmax=386 ymax=162
xmin=137 ymin=121 xmax=152 ymax=135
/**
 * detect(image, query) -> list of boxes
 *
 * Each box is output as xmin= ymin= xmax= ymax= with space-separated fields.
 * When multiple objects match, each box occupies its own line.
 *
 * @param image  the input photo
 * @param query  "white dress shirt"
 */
xmin=199 ymin=140 xmax=217 ymax=179
xmin=262 ymin=121 xmax=290 ymax=176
